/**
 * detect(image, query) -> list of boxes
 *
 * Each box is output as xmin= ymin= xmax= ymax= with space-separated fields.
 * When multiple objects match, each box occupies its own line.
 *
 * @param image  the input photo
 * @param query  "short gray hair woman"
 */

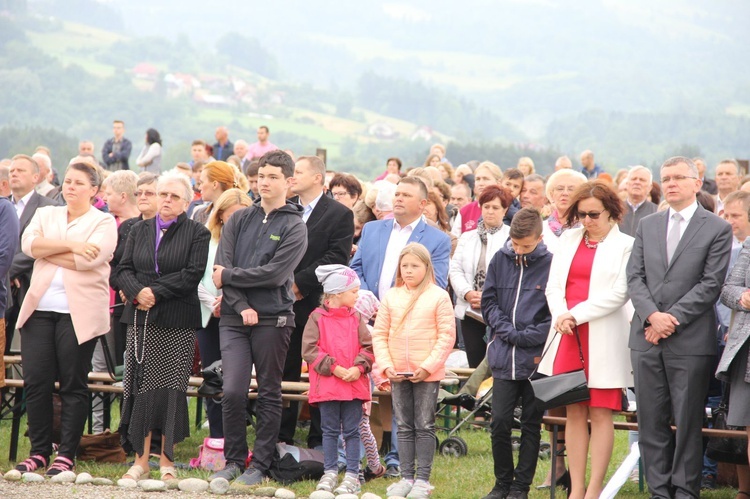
xmin=115 ymin=169 xmax=210 ymax=482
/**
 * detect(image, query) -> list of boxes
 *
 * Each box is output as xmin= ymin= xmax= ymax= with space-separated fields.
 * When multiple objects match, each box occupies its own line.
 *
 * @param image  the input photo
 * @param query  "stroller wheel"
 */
xmin=511 ymin=435 xmax=521 ymax=452
xmin=539 ymin=441 xmax=552 ymax=460
xmin=439 ymin=436 xmax=468 ymax=457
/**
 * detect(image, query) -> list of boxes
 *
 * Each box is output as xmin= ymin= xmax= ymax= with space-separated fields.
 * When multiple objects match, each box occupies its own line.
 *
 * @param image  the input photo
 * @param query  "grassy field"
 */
xmin=0 ymin=399 xmax=742 ymax=498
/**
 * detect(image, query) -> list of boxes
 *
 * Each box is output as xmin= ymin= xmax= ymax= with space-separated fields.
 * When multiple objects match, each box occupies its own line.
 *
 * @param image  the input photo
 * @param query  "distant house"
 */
xmin=193 ymin=90 xmax=233 ymax=108
xmin=164 ymin=73 xmax=200 ymax=97
xmin=368 ymin=122 xmax=398 ymax=140
xmin=411 ymin=126 xmax=433 ymax=142
xmin=133 ymin=62 xmax=158 ymax=81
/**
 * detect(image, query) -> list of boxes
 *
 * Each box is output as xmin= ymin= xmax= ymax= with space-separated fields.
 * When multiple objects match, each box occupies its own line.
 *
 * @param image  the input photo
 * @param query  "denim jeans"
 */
xmin=392 ymin=380 xmax=439 ymax=482
xmin=319 ymin=400 xmax=362 ymax=474
xmin=490 ymin=378 xmax=542 ymax=492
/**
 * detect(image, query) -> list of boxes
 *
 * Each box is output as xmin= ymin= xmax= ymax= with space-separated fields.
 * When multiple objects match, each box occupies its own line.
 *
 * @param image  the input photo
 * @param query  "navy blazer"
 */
xmin=350 ymin=217 xmax=451 ymax=299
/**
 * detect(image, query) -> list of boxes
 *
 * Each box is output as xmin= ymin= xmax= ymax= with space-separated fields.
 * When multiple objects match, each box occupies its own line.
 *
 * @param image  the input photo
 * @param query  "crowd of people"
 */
xmin=1 ymin=123 xmax=750 ymax=499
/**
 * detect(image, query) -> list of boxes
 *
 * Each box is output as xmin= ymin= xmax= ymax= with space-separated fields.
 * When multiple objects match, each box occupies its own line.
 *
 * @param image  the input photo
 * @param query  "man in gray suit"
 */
xmin=619 ymin=165 xmax=658 ymax=237
xmin=5 ymin=154 xmax=59 ymax=353
xmin=627 ymin=156 xmax=732 ymax=498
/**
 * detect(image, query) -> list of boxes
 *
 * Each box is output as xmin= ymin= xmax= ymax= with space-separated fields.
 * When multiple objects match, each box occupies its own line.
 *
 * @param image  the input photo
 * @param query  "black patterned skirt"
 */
xmin=119 ymin=323 xmax=195 ymax=461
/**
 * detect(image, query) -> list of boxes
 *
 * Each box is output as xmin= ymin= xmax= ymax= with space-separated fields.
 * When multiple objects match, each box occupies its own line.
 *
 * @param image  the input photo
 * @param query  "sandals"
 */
xmin=160 ymin=466 xmax=177 ymax=481
xmin=45 ymin=456 xmax=75 ymax=477
xmin=15 ymin=455 xmax=48 ymax=473
xmin=122 ymin=464 xmax=146 ymax=481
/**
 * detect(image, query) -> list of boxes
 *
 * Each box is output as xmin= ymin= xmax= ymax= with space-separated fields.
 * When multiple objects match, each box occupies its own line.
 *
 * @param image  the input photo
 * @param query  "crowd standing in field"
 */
xmin=2 ymin=121 xmax=750 ymax=499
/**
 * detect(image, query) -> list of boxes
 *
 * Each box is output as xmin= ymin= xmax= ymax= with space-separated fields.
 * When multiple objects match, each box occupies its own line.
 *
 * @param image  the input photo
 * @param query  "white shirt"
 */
xmin=12 ymin=190 xmax=34 ymax=219
xmin=716 ymin=194 xmax=727 ymax=215
xmin=378 ymin=217 xmax=422 ymax=297
xmin=301 ymin=191 xmax=324 ymax=224
xmin=667 ymin=201 xmax=699 ymax=241
xmin=627 ymin=198 xmax=646 ymax=212
xmin=36 ymin=267 xmax=70 ymax=313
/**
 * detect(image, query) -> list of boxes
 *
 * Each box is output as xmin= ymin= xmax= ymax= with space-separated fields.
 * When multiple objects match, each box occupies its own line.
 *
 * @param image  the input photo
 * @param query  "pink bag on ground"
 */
xmin=189 ymin=438 xmax=252 ymax=471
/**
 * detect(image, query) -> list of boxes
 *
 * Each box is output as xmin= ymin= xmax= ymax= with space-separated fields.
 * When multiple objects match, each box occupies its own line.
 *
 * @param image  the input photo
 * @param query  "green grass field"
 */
xmin=0 ymin=399 xmax=742 ymax=498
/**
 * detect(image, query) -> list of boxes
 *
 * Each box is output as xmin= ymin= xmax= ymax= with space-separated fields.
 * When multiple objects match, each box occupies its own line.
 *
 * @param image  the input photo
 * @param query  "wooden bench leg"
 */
xmin=9 ymin=386 xmax=23 ymax=462
xmin=550 ymin=423 xmax=558 ymax=499
xmin=195 ymin=396 xmax=203 ymax=430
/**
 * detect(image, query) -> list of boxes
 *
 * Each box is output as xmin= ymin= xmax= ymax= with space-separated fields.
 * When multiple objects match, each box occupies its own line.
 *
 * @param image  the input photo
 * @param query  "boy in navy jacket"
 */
xmin=480 ymin=208 xmax=552 ymax=499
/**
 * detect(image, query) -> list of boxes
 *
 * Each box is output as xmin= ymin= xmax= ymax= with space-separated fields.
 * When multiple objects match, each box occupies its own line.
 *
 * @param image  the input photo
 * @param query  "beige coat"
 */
xmin=18 ymin=206 xmax=117 ymax=344
xmin=538 ymin=226 xmax=634 ymax=389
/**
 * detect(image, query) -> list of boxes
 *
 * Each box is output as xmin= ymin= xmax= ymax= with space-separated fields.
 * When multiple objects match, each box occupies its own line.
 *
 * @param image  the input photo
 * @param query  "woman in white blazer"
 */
xmin=449 ymin=185 xmax=513 ymax=368
xmin=538 ymin=180 xmax=634 ymax=499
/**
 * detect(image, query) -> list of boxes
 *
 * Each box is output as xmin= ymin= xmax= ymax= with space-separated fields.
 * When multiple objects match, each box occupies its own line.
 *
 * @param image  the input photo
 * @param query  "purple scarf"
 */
xmin=154 ymin=214 xmax=178 ymax=274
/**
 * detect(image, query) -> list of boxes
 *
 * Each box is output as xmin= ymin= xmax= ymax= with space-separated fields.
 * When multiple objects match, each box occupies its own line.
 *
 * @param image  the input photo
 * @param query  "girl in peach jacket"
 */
xmin=372 ymin=243 xmax=456 ymax=499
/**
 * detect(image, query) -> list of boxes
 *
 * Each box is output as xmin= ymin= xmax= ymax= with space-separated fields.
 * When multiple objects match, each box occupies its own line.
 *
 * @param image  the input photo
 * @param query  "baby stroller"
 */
xmin=435 ymin=358 xmax=551 ymax=459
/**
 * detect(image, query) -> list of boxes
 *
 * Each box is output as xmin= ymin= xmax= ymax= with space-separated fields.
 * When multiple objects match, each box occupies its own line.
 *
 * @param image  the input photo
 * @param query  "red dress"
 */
xmin=552 ymin=239 xmax=622 ymax=410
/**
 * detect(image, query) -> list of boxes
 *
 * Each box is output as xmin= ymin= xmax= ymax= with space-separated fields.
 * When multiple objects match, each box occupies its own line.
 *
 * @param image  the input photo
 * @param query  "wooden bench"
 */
xmin=541 ymin=415 xmax=748 ymax=498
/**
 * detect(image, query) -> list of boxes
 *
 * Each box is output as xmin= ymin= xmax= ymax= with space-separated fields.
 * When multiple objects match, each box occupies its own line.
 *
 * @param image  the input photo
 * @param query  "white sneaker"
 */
xmin=387 ymin=478 xmax=415 ymax=497
xmin=316 ymin=471 xmax=338 ymax=492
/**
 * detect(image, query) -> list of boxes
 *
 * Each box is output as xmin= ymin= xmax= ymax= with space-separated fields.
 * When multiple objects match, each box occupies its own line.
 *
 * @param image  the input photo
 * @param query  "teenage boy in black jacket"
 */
xmin=210 ymin=150 xmax=308 ymax=487
xmin=481 ymin=208 xmax=553 ymax=499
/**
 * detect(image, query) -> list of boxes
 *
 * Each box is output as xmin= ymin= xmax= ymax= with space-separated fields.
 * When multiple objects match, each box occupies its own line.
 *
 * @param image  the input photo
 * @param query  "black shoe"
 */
xmin=233 ymin=466 xmax=267 ymax=486
xmin=701 ymin=473 xmax=716 ymax=490
xmin=482 ymin=486 xmax=509 ymax=499
xmin=209 ymin=461 xmax=243 ymax=482
xmin=384 ymin=464 xmax=401 ymax=478
xmin=507 ymin=490 xmax=528 ymax=499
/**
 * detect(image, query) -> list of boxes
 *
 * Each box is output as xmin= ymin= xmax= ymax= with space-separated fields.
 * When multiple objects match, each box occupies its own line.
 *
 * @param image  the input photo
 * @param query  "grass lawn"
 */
xmin=0 ymin=399 xmax=742 ymax=498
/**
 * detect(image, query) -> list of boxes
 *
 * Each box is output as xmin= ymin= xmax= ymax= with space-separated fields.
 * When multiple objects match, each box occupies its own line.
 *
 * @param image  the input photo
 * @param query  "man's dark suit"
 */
xmin=701 ymin=177 xmax=718 ymax=195
xmin=4 ymin=191 xmax=59 ymax=353
xmin=627 ymin=204 xmax=732 ymax=498
xmin=278 ymin=194 xmax=354 ymax=444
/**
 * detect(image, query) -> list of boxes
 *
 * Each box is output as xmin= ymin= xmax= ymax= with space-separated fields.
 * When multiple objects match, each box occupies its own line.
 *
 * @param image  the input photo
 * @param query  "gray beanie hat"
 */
xmin=315 ymin=264 xmax=361 ymax=294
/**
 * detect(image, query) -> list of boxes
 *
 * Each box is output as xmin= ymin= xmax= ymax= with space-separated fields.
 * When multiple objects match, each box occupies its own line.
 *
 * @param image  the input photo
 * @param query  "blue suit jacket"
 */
xmin=350 ymin=218 xmax=451 ymax=299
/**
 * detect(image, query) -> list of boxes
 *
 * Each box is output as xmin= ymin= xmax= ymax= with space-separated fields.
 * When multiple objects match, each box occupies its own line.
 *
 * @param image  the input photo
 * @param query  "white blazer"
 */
xmin=449 ymin=224 xmax=510 ymax=319
xmin=538 ymin=225 xmax=635 ymax=389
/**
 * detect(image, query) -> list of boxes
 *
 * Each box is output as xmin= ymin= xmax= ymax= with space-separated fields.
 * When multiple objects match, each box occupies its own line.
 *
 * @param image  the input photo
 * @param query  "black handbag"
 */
xmin=706 ymin=386 xmax=749 ymax=465
xmin=198 ymin=360 xmax=223 ymax=397
xmin=530 ymin=328 xmax=590 ymax=411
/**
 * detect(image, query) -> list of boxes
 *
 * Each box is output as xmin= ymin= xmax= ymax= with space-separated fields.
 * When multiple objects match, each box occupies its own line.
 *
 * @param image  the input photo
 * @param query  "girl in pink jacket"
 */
xmin=302 ymin=265 xmax=374 ymax=496
xmin=372 ymin=243 xmax=456 ymax=499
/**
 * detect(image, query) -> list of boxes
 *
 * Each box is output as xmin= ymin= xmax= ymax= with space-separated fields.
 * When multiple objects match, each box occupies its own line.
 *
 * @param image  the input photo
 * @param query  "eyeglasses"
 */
xmin=331 ymin=191 xmax=351 ymax=199
xmin=578 ymin=210 xmax=604 ymax=220
xmin=158 ymin=192 xmax=183 ymax=202
xmin=135 ymin=190 xmax=156 ymax=197
xmin=660 ymin=175 xmax=697 ymax=183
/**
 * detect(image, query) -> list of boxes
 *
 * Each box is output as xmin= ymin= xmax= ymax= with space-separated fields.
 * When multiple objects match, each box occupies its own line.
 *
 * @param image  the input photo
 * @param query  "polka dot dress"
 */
xmin=119 ymin=323 xmax=195 ymax=461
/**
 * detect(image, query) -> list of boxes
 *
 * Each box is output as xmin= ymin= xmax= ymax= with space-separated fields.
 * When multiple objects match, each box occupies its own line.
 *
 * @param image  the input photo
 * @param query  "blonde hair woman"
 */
xmin=193 ymin=161 xmax=249 ymax=224
xmin=197 ymin=188 xmax=252 ymax=438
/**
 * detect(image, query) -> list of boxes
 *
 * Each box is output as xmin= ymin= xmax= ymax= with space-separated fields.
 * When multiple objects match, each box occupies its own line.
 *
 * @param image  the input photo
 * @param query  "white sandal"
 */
xmin=123 ymin=464 xmax=146 ymax=481
xmin=160 ymin=466 xmax=177 ymax=481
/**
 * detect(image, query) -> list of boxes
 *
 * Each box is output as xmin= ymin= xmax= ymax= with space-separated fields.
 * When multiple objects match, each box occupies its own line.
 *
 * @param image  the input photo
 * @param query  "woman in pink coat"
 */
xmin=15 ymin=159 xmax=117 ymax=476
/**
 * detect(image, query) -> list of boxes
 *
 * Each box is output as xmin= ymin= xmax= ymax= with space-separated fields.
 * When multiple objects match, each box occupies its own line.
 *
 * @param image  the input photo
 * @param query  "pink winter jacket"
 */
xmin=302 ymin=306 xmax=374 ymax=405
xmin=372 ymin=283 xmax=456 ymax=382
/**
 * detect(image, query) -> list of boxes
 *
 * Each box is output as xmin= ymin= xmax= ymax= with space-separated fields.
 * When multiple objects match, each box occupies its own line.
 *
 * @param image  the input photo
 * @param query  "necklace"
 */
xmin=584 ymin=231 xmax=606 ymax=249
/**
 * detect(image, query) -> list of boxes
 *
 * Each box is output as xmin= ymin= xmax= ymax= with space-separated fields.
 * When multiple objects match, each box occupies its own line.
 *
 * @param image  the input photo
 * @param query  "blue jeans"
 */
xmin=319 ymin=400 xmax=363 ymax=475
xmin=392 ymin=380 xmax=439 ymax=482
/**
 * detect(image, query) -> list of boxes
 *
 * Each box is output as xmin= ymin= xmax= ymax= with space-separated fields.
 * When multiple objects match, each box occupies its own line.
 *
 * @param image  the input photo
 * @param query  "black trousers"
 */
xmin=197 ymin=317 xmax=223 ymax=438
xmin=461 ymin=316 xmax=488 ymax=368
xmin=491 ymin=378 xmax=543 ymax=493
xmin=21 ymin=311 xmax=97 ymax=459
xmin=279 ymin=302 xmax=322 ymax=447
xmin=220 ymin=323 xmax=292 ymax=473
